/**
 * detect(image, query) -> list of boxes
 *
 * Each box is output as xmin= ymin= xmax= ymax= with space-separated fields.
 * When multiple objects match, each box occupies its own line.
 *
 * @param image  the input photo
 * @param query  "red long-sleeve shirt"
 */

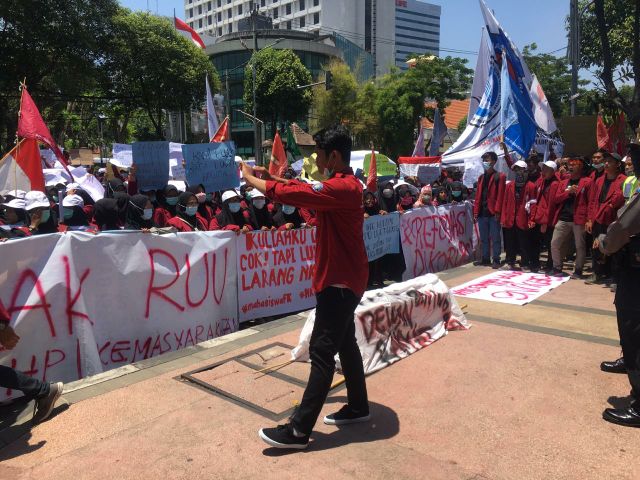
xmin=265 ymin=169 xmax=369 ymax=297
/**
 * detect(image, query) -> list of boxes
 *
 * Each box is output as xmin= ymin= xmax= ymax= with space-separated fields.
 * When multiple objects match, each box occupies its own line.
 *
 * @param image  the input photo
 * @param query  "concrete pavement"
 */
xmin=0 ymin=262 xmax=637 ymax=480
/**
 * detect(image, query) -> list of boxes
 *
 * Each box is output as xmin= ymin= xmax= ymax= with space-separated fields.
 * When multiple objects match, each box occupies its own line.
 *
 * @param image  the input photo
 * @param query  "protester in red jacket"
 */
xmin=473 ymin=151 xmax=506 ymax=267
xmin=166 ymin=192 xmax=208 ymax=232
xmin=548 ymin=157 xmax=593 ymax=277
xmin=531 ymin=161 xmax=561 ymax=272
xmin=585 ymin=152 xmax=626 ymax=284
xmin=589 ymin=149 xmax=607 ymax=183
xmin=500 ymin=160 xmax=537 ymax=270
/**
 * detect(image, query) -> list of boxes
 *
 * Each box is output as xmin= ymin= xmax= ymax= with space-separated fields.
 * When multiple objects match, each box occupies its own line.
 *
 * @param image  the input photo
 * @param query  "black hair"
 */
xmin=313 ymin=124 xmax=352 ymax=165
xmin=481 ymin=151 xmax=498 ymax=162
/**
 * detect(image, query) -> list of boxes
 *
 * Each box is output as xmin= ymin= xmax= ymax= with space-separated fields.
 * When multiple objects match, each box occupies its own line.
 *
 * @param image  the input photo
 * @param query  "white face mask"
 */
xmin=142 ymin=208 xmax=153 ymax=220
xmin=382 ymin=189 xmax=394 ymax=198
xmin=228 ymin=202 xmax=241 ymax=213
xmin=282 ymin=205 xmax=296 ymax=215
xmin=253 ymin=199 xmax=266 ymax=210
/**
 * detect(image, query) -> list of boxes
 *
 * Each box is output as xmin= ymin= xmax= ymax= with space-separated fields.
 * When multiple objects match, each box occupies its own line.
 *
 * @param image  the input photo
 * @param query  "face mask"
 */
xmin=401 ymin=196 xmax=413 ymax=206
xmin=253 ymin=199 xmax=266 ymax=210
xmin=483 ymin=162 xmax=492 ymax=171
xmin=205 ymin=193 xmax=213 ymax=202
xmin=282 ymin=205 xmax=296 ymax=215
xmin=452 ymin=190 xmax=462 ymax=198
xmin=228 ymin=202 xmax=241 ymax=213
xmin=52 ymin=195 xmax=59 ymax=203
xmin=40 ymin=210 xmax=51 ymax=223
xmin=166 ymin=196 xmax=179 ymax=206
xmin=196 ymin=193 xmax=206 ymax=204
xmin=142 ymin=208 xmax=153 ymax=220
xmin=185 ymin=206 xmax=198 ymax=217
xmin=63 ymin=207 xmax=74 ymax=220
xmin=421 ymin=195 xmax=431 ymax=204
xmin=382 ymin=189 xmax=394 ymax=198
xmin=593 ymin=163 xmax=605 ymax=171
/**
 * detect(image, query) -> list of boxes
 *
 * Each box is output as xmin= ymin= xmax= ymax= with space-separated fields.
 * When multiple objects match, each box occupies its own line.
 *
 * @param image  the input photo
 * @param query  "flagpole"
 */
xmin=15 ymin=79 xmax=27 ymax=193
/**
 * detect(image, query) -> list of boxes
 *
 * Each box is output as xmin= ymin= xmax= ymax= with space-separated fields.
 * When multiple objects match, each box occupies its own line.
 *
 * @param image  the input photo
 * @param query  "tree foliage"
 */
xmin=244 ymin=49 xmax=312 ymax=134
xmin=313 ymin=61 xmax=358 ymax=130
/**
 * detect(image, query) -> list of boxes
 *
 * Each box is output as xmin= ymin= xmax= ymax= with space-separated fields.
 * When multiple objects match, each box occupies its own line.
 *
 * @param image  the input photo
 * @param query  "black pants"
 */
xmin=291 ymin=287 xmax=368 ymax=434
xmin=592 ymin=222 xmax=612 ymax=278
xmin=0 ymin=365 xmax=49 ymax=398
xmin=503 ymin=227 xmax=532 ymax=267
xmin=616 ymin=307 xmax=640 ymax=405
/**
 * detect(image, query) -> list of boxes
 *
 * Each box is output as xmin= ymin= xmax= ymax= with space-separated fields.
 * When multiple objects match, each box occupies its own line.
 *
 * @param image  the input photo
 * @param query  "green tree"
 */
xmin=104 ymin=10 xmax=218 ymax=139
xmin=313 ymin=60 xmax=358 ymax=130
xmin=578 ymin=0 xmax=640 ymax=130
xmin=244 ymin=49 xmax=312 ymax=135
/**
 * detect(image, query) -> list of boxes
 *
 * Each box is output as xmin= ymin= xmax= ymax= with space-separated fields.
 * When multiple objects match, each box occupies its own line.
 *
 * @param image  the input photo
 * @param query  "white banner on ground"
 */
xmin=400 ymin=202 xmax=479 ymax=281
xmin=451 ymin=270 xmax=570 ymax=306
xmin=363 ymin=212 xmax=400 ymax=261
xmin=291 ymin=274 xmax=470 ymax=375
xmin=236 ymin=229 xmax=317 ymax=321
xmin=0 ymin=231 xmax=238 ymax=401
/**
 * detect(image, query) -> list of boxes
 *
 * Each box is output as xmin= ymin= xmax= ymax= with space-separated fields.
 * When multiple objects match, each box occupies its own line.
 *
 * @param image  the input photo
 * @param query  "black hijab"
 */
xmin=113 ymin=192 xmax=130 ymax=226
xmin=273 ymin=205 xmax=304 ymax=228
xmin=125 ymin=194 xmax=154 ymax=230
xmin=106 ymin=178 xmax=125 ymax=198
xmin=215 ymin=192 xmax=250 ymax=229
xmin=378 ymin=181 xmax=397 ymax=212
xmin=158 ymin=184 xmax=179 ymax=215
xmin=363 ymin=191 xmax=380 ymax=216
xmin=93 ymin=198 xmax=121 ymax=231
xmin=62 ymin=206 xmax=88 ymax=227
xmin=247 ymin=196 xmax=273 ymax=229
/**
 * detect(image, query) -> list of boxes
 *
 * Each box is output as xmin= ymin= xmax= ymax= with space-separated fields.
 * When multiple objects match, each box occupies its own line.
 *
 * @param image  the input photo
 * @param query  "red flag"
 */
xmin=608 ymin=112 xmax=627 ymax=156
xmin=0 ymin=138 xmax=45 ymax=192
xmin=269 ymin=132 xmax=288 ymax=177
xmin=597 ymin=115 xmax=612 ymax=151
xmin=211 ymin=116 xmax=230 ymax=142
xmin=366 ymin=149 xmax=377 ymax=192
xmin=17 ymin=86 xmax=73 ymax=178
xmin=174 ymin=17 xmax=205 ymax=49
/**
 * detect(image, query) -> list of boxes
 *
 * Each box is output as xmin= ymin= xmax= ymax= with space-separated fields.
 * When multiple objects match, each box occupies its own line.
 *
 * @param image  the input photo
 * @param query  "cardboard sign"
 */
xmin=182 ymin=142 xmax=239 ymax=192
xmin=132 ymin=141 xmax=170 ymax=191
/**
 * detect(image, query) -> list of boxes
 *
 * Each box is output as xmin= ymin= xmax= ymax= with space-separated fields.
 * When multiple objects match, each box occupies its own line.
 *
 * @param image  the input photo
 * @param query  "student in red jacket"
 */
xmin=473 ymin=151 xmax=506 ymax=268
xmin=153 ymin=185 xmax=180 ymax=227
xmin=532 ymin=161 xmax=561 ymax=272
xmin=548 ymin=157 xmax=593 ymax=277
xmin=500 ymin=160 xmax=537 ymax=270
xmin=166 ymin=192 xmax=208 ymax=232
xmin=589 ymin=149 xmax=607 ymax=182
xmin=585 ymin=152 xmax=626 ymax=284
xmin=209 ymin=190 xmax=254 ymax=232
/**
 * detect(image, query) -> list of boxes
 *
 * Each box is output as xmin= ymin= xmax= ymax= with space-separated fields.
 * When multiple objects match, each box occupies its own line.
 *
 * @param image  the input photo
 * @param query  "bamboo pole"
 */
xmin=253 ymin=359 xmax=294 ymax=375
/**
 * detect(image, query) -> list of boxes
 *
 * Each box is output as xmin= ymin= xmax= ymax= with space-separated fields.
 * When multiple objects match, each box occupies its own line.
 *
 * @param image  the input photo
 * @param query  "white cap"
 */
xmin=249 ymin=189 xmax=265 ymax=199
xmin=3 ymin=189 xmax=26 ymax=199
xmin=62 ymin=194 xmax=84 ymax=208
xmin=541 ymin=160 xmax=558 ymax=171
xmin=393 ymin=180 xmax=419 ymax=194
xmin=66 ymin=182 xmax=82 ymax=191
xmin=24 ymin=191 xmax=50 ymax=210
xmin=98 ymin=168 xmax=106 ymax=174
xmin=1 ymin=198 xmax=26 ymax=210
xmin=221 ymin=190 xmax=240 ymax=202
xmin=512 ymin=160 xmax=528 ymax=170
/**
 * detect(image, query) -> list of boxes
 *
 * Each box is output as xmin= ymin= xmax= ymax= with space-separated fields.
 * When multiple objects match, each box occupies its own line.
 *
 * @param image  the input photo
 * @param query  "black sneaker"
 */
xmin=473 ymin=258 xmax=490 ymax=266
xmin=323 ymin=405 xmax=371 ymax=426
xmin=259 ymin=423 xmax=309 ymax=450
xmin=33 ymin=382 xmax=63 ymax=423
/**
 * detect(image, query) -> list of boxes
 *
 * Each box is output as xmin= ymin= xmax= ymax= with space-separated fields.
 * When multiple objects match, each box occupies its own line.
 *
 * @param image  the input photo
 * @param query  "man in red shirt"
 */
xmin=241 ymin=125 xmax=369 ymax=450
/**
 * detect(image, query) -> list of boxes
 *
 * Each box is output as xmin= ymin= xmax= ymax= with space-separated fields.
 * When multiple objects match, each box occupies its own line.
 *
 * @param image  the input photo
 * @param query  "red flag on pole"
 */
xmin=596 ymin=115 xmax=612 ymax=151
xmin=0 ymin=138 xmax=45 ymax=192
xmin=608 ymin=112 xmax=627 ymax=156
xmin=174 ymin=16 xmax=205 ymax=49
xmin=366 ymin=148 xmax=377 ymax=192
xmin=269 ymin=131 xmax=288 ymax=177
xmin=17 ymin=86 xmax=73 ymax=178
xmin=211 ymin=116 xmax=230 ymax=142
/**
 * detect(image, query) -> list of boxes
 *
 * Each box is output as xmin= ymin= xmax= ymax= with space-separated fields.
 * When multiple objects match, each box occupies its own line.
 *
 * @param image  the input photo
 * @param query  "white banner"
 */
xmin=291 ymin=274 xmax=470 ymax=375
xmin=451 ymin=270 xmax=570 ymax=305
xmin=0 ymin=231 xmax=238 ymax=400
xmin=400 ymin=202 xmax=479 ymax=281
xmin=236 ymin=229 xmax=317 ymax=321
xmin=112 ymin=143 xmax=133 ymax=167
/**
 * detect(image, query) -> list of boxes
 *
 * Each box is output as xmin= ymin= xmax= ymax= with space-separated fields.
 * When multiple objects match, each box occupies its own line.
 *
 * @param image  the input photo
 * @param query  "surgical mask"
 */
xmin=452 ymin=190 xmax=462 ymax=198
xmin=253 ymin=199 xmax=266 ymax=210
xmin=40 ymin=209 xmax=51 ymax=223
xmin=593 ymin=163 xmax=605 ymax=171
xmin=382 ymin=188 xmax=394 ymax=198
xmin=63 ymin=207 xmax=74 ymax=220
xmin=401 ymin=196 xmax=413 ymax=206
xmin=483 ymin=162 xmax=492 ymax=171
xmin=282 ymin=205 xmax=296 ymax=215
xmin=196 ymin=193 xmax=206 ymax=204
xmin=142 ymin=208 xmax=153 ymax=220
xmin=185 ymin=206 xmax=198 ymax=217
xmin=228 ymin=202 xmax=241 ymax=213
xmin=166 ymin=196 xmax=179 ymax=206
xmin=421 ymin=195 xmax=432 ymax=204
xmin=205 ymin=193 xmax=213 ymax=202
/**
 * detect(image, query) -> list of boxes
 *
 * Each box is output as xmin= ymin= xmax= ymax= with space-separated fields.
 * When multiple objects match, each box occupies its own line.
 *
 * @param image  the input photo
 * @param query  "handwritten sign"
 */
xmin=363 ymin=153 xmax=397 ymax=177
xmin=363 ymin=212 xmax=400 ymax=261
xmin=132 ymin=141 xmax=170 ymax=190
xmin=112 ymin=143 xmax=133 ymax=167
xmin=182 ymin=142 xmax=239 ymax=192
xmin=451 ymin=270 xmax=570 ymax=306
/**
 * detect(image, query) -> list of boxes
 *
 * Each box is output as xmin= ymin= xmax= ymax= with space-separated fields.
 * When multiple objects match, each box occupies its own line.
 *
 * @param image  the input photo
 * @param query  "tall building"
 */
xmin=184 ymin=0 xmax=441 ymax=76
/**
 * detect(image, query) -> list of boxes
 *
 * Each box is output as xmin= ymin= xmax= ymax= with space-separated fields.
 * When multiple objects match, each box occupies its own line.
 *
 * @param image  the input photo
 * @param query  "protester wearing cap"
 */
xmin=166 ymin=191 xmax=208 ymax=232
xmin=209 ymin=190 xmax=253 ymax=232
xmin=548 ymin=157 xmax=593 ymax=277
xmin=24 ymin=191 xmax=57 ymax=235
xmin=247 ymin=189 xmax=275 ymax=230
xmin=59 ymin=194 xmax=92 ymax=232
xmin=531 ymin=160 xmax=561 ymax=272
xmin=499 ymin=160 xmax=538 ymax=271
xmin=0 ymin=197 xmax=27 ymax=230
xmin=474 ymin=150 xmax=506 ymax=268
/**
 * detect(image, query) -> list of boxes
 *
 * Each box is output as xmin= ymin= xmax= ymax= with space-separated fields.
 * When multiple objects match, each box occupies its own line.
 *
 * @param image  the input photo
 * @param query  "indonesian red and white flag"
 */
xmin=269 ymin=132 xmax=288 ymax=177
xmin=175 ymin=17 xmax=205 ymax=49
xmin=211 ymin=116 xmax=230 ymax=142
xmin=0 ymin=138 xmax=45 ymax=193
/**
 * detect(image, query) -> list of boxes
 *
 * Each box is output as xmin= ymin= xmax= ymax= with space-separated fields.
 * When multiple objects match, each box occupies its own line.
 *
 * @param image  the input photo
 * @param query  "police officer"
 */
xmin=597 ymin=143 xmax=640 ymax=427
xmin=242 ymin=125 xmax=370 ymax=449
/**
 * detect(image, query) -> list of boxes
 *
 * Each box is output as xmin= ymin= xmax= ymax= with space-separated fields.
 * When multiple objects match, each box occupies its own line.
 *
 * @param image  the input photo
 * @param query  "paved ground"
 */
xmin=0 ymin=262 xmax=637 ymax=480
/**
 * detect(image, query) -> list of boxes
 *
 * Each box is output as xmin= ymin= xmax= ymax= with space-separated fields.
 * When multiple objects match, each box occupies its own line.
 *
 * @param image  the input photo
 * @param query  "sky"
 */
xmin=119 ymin=0 xmax=573 ymax=71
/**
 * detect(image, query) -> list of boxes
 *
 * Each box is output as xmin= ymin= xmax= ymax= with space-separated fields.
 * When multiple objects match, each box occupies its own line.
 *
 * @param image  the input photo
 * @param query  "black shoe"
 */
xmin=585 ymin=274 xmax=606 ymax=285
xmin=603 ymin=406 xmax=640 ymax=427
xmin=32 ymin=382 xmax=63 ymax=423
xmin=474 ymin=258 xmax=490 ymax=266
xmin=491 ymin=261 xmax=501 ymax=269
xmin=570 ymin=269 xmax=584 ymax=279
xmin=600 ymin=357 xmax=626 ymax=374
xmin=259 ymin=423 xmax=309 ymax=450
xmin=323 ymin=405 xmax=371 ymax=426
